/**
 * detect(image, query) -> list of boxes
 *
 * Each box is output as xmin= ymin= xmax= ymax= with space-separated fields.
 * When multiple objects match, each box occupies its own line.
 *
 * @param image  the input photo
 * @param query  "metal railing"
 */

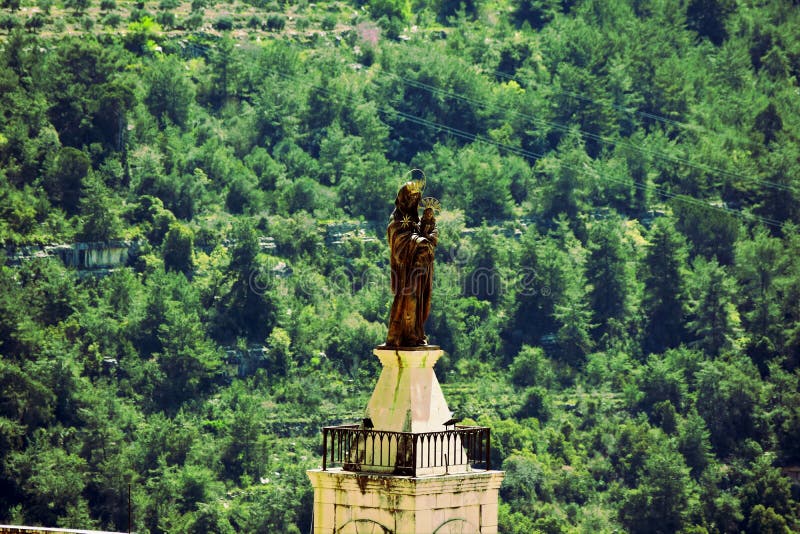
xmin=321 ymin=425 xmax=491 ymax=476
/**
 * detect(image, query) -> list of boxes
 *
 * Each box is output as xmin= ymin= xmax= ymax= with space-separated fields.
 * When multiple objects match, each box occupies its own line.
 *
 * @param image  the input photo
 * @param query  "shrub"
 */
xmin=321 ymin=14 xmax=335 ymax=30
xmin=102 ymin=12 xmax=121 ymax=27
xmin=0 ymin=15 xmax=19 ymax=29
xmin=129 ymin=8 xmax=154 ymax=22
xmin=99 ymin=0 xmax=115 ymax=8
xmin=266 ymin=14 xmax=285 ymax=31
xmin=36 ymin=0 xmax=53 ymax=14
xmin=213 ymin=15 xmax=233 ymax=30
xmin=25 ymin=13 xmax=47 ymax=31
xmin=156 ymin=11 xmax=175 ymax=28
xmin=509 ymin=346 xmax=555 ymax=389
xmin=183 ymin=12 xmax=203 ymax=29
xmin=517 ymin=386 xmax=552 ymax=422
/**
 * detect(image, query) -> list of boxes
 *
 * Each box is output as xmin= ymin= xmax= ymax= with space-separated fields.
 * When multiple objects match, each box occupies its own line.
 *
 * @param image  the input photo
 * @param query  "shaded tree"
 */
xmin=672 ymin=198 xmax=740 ymax=265
xmin=162 ymin=222 xmax=194 ymax=276
xmin=734 ymin=228 xmax=786 ymax=367
xmin=211 ymin=222 xmax=277 ymax=342
xmin=642 ymin=218 xmax=689 ymax=354
xmin=45 ymin=147 xmax=89 ymax=216
xmin=586 ymin=218 xmax=637 ymax=344
xmin=695 ymin=357 xmax=765 ymax=457
xmin=686 ymin=258 xmax=740 ymax=356
xmin=537 ymin=131 xmax=592 ymax=228
xmin=43 ymin=37 xmax=121 ymax=149
xmin=620 ymin=445 xmax=691 ymax=534
xmin=78 ymin=174 xmax=123 ymax=241
xmin=144 ymin=56 xmax=195 ymax=128
xmin=677 ymin=410 xmax=712 ymax=478
xmin=686 ymin=0 xmax=735 ymax=45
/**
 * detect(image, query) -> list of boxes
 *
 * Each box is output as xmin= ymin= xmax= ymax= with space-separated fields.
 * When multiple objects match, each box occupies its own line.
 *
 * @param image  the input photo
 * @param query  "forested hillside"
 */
xmin=1 ymin=0 xmax=800 ymax=531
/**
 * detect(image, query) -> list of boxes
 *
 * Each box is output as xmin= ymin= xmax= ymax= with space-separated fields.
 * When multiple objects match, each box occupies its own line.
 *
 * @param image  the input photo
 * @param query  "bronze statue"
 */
xmin=385 ymin=179 xmax=439 ymax=347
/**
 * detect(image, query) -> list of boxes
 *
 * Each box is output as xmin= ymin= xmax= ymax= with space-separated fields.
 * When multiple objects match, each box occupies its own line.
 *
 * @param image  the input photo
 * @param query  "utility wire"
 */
xmin=195 ymin=38 xmax=792 ymax=194
xmin=388 ymin=107 xmax=783 ymax=227
xmin=272 ymin=68 xmax=784 ymax=229
xmin=187 ymin=34 xmax=793 ymax=194
xmin=379 ymin=69 xmax=797 ymax=194
xmin=491 ymin=69 xmax=698 ymax=132
xmin=176 ymin=38 xmax=785 ymax=226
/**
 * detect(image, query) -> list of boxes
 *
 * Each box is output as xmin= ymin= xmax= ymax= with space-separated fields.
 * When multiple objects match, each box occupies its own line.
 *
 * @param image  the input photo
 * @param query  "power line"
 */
xmin=272 ymin=68 xmax=784 ymax=229
xmin=388 ymin=107 xmax=783 ymax=227
xmin=492 ymin=69 xmax=696 ymax=132
xmin=378 ymin=69 xmax=797 ymax=195
xmin=184 ymin=35 xmax=795 ymax=195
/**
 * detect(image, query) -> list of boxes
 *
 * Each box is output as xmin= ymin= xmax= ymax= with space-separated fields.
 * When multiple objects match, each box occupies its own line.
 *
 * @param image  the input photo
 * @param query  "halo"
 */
xmin=405 ymin=168 xmax=426 ymax=195
xmin=420 ymin=197 xmax=441 ymax=215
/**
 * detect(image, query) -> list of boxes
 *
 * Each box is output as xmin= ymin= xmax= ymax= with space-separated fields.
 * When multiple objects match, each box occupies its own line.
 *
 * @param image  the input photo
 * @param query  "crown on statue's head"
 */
xmin=421 ymin=197 xmax=441 ymax=214
xmin=405 ymin=169 xmax=426 ymax=195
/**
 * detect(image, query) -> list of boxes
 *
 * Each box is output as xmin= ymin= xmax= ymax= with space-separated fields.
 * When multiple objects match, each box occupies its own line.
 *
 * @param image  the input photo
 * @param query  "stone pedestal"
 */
xmin=307 ymin=469 xmax=504 ymax=534
xmin=361 ymin=347 xmax=466 ymax=476
xmin=365 ymin=347 xmax=451 ymax=434
xmin=308 ymin=346 xmax=504 ymax=533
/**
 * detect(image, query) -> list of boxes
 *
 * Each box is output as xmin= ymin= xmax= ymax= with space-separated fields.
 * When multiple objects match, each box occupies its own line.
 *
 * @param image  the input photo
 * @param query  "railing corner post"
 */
xmin=322 ymin=427 xmax=328 ymax=471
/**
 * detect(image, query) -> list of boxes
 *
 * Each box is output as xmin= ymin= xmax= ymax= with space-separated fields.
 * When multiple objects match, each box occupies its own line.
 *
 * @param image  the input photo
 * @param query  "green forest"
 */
xmin=1 ymin=0 xmax=800 ymax=531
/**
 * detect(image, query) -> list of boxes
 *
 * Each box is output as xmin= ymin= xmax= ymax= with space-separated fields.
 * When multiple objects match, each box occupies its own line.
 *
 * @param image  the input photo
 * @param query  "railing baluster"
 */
xmin=370 ymin=432 xmax=375 ymax=468
xmin=322 ymin=428 xmax=328 ymax=471
xmin=486 ymin=428 xmax=491 ymax=470
xmin=413 ymin=434 xmax=419 ymax=472
xmin=334 ymin=428 xmax=339 ymax=464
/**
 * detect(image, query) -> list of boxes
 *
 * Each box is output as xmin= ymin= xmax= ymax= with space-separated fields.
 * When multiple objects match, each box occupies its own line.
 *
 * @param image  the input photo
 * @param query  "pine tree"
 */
xmin=734 ymin=228 xmax=787 ymax=366
xmin=642 ymin=218 xmax=689 ymax=354
xmin=686 ymin=258 xmax=740 ymax=356
xmin=620 ymin=445 xmax=691 ymax=534
xmin=162 ymin=222 xmax=194 ymax=276
xmin=586 ymin=219 xmax=636 ymax=345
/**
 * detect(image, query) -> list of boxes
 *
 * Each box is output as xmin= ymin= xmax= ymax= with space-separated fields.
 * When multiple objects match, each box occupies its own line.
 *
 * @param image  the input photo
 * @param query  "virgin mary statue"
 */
xmin=385 ymin=181 xmax=438 ymax=347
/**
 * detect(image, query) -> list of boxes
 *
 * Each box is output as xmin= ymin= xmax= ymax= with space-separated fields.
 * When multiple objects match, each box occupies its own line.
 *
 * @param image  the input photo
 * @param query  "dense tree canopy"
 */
xmin=1 ymin=0 xmax=800 ymax=531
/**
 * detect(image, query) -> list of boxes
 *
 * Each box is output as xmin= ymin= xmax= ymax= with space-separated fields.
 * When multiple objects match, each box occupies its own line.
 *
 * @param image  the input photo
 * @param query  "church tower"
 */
xmin=306 ymin=345 xmax=504 ymax=533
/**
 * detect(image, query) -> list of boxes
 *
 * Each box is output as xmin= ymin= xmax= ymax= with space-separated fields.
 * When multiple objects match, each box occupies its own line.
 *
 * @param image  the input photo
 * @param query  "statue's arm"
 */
xmin=412 ymin=233 xmax=429 ymax=245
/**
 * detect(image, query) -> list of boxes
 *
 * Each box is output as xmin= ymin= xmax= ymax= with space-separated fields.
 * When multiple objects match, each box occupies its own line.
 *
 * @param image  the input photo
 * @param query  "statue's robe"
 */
xmin=386 ymin=218 xmax=435 ymax=347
